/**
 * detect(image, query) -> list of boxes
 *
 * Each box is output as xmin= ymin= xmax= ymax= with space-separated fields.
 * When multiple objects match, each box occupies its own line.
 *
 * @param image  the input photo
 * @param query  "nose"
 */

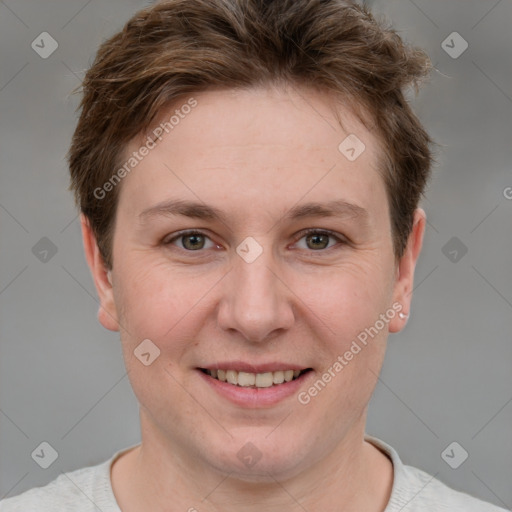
xmin=216 ymin=246 xmax=295 ymax=343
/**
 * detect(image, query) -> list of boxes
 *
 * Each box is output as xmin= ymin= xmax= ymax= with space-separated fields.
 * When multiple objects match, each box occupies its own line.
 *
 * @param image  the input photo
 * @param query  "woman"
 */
xmin=1 ymin=0 xmax=507 ymax=510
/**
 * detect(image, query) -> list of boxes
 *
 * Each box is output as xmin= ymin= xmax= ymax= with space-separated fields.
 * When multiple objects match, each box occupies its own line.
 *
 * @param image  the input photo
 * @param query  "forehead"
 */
xmin=143 ymin=85 xmax=381 ymax=162
xmin=118 ymin=85 xmax=387 ymax=226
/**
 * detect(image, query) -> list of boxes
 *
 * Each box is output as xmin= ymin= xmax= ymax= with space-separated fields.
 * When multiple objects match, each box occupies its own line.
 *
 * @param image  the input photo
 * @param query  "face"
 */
xmin=83 ymin=85 xmax=424 ymax=480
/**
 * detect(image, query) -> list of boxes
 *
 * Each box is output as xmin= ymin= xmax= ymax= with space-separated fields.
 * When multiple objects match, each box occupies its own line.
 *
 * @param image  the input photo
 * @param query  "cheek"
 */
xmin=114 ymin=258 xmax=189 ymax=330
xmin=295 ymin=259 xmax=391 ymax=400
xmin=301 ymin=258 xmax=392 ymax=342
xmin=113 ymin=257 xmax=224 ymax=372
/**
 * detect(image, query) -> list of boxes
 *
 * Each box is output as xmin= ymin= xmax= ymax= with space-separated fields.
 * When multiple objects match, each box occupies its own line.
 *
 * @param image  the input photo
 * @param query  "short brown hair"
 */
xmin=68 ymin=0 xmax=435 ymax=269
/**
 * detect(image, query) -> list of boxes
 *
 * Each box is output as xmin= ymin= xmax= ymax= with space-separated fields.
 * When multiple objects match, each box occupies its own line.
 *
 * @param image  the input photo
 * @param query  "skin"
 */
xmin=82 ymin=84 xmax=426 ymax=512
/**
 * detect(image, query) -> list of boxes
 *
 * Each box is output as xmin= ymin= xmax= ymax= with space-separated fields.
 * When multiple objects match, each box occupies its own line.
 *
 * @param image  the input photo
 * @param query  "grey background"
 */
xmin=1 ymin=0 xmax=511 ymax=508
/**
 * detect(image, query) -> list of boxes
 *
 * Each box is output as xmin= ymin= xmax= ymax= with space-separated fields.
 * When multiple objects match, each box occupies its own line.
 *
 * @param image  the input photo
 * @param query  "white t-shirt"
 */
xmin=1 ymin=435 xmax=508 ymax=511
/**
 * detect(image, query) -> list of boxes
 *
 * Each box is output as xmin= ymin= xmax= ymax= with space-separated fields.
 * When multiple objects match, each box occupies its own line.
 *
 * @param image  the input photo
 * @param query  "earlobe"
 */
xmin=388 ymin=208 xmax=426 ymax=334
xmin=80 ymin=214 xmax=120 ymax=332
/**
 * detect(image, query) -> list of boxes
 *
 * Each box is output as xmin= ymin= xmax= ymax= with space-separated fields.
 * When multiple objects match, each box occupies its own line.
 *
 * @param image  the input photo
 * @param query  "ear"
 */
xmin=388 ymin=208 xmax=426 ymax=333
xmin=80 ymin=214 xmax=120 ymax=332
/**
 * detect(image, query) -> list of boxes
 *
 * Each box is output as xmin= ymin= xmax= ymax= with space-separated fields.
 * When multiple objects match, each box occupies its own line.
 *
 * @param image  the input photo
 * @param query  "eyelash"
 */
xmin=163 ymin=228 xmax=346 ymax=253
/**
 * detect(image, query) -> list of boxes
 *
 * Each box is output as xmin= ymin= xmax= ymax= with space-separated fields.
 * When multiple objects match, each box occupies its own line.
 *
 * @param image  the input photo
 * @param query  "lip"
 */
xmin=200 ymin=361 xmax=309 ymax=374
xmin=196 ymin=367 xmax=314 ymax=408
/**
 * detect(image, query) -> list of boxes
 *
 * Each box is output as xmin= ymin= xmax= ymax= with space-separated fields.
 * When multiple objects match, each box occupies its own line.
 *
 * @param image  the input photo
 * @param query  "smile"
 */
xmin=200 ymin=368 xmax=312 ymax=388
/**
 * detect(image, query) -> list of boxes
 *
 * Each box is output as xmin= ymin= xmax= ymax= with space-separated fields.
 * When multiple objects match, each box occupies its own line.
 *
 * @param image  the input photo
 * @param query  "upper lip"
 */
xmin=199 ymin=361 xmax=311 ymax=373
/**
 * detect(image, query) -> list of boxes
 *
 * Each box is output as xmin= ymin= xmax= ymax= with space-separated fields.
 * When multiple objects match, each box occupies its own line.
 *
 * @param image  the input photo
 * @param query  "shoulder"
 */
xmin=0 ymin=466 xmax=101 ymax=512
xmin=365 ymin=435 xmax=509 ymax=512
xmin=394 ymin=463 xmax=509 ymax=512
xmin=0 ymin=446 xmax=132 ymax=512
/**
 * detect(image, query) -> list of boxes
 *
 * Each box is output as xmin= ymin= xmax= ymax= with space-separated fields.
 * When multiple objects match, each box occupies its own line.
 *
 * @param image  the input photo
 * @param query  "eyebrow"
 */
xmin=138 ymin=198 xmax=369 ymax=226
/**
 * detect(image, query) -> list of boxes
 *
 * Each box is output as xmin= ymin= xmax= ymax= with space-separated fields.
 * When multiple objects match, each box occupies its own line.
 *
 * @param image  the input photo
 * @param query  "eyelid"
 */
xmin=163 ymin=228 xmax=347 ymax=252
xmin=163 ymin=229 xmax=218 ymax=249
xmin=294 ymin=227 xmax=346 ymax=241
xmin=291 ymin=228 xmax=347 ymax=250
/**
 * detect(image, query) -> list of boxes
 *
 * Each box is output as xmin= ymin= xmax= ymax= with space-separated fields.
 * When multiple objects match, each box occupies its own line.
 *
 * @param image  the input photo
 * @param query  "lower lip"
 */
xmin=196 ymin=369 xmax=313 ymax=408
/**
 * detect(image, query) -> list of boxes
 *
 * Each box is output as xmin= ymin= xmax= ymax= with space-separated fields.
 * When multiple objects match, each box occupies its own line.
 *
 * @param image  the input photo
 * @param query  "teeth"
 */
xmin=255 ymin=372 xmax=273 ymax=388
xmin=273 ymin=370 xmax=284 ymax=384
xmin=205 ymin=368 xmax=306 ymax=388
xmin=238 ymin=372 xmax=256 ymax=386
xmin=226 ymin=370 xmax=238 ymax=385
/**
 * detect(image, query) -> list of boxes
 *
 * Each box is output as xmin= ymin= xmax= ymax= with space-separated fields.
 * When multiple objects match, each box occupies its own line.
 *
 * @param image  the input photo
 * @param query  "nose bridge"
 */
xmin=217 ymin=242 xmax=294 ymax=342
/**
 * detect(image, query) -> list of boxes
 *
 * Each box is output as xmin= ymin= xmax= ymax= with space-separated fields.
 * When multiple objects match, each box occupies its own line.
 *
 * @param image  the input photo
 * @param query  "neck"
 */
xmin=111 ymin=417 xmax=393 ymax=512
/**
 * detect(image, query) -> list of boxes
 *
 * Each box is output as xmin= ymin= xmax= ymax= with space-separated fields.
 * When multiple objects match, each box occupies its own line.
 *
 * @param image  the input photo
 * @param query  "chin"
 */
xmin=203 ymin=430 xmax=309 ymax=482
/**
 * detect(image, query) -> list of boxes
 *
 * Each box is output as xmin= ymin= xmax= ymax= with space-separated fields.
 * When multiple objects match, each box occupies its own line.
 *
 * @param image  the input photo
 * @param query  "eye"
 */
xmin=294 ymin=229 xmax=345 ymax=251
xmin=164 ymin=230 xmax=217 ymax=251
xmin=163 ymin=228 xmax=346 ymax=253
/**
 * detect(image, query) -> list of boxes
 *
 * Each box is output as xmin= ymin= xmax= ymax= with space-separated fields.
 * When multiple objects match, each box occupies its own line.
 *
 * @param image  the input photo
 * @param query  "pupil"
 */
xmin=307 ymin=233 xmax=328 ymax=250
xmin=184 ymin=235 xmax=204 ymax=250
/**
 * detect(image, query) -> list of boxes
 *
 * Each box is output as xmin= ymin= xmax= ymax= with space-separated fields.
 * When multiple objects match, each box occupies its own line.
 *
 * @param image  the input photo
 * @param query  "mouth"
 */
xmin=198 ymin=368 xmax=313 ymax=388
